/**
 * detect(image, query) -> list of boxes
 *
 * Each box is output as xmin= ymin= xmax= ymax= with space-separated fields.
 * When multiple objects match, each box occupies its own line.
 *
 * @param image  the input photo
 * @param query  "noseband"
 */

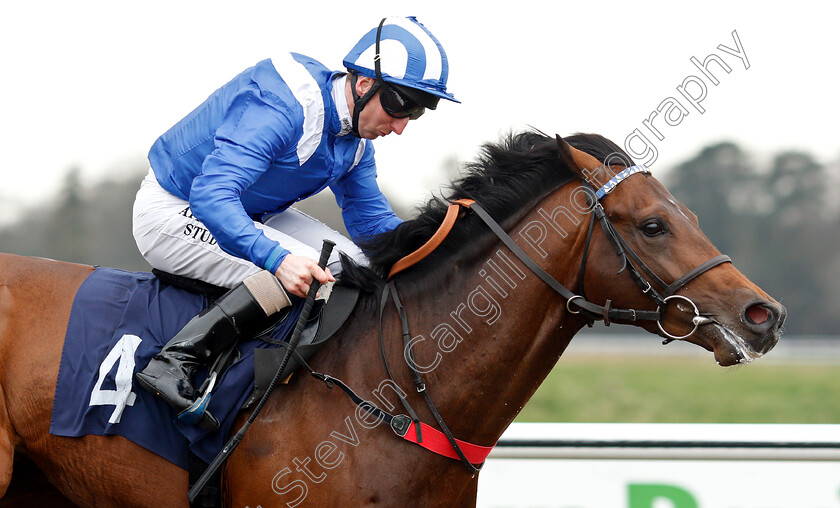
xmin=465 ymin=164 xmax=731 ymax=341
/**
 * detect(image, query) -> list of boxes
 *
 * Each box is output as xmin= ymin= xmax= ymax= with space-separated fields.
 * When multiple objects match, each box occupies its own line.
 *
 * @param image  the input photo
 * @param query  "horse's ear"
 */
xmin=555 ymin=134 xmax=602 ymax=176
xmin=555 ymin=135 xmax=579 ymax=172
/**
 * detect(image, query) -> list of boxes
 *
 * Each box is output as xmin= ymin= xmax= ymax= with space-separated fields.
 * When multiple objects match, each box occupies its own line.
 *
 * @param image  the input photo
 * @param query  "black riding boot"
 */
xmin=136 ymin=271 xmax=290 ymax=430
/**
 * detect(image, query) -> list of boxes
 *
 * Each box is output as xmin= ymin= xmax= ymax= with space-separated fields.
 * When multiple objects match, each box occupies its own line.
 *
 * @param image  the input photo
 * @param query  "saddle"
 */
xmin=151 ymin=269 xmax=360 ymax=409
xmin=244 ymin=282 xmax=359 ymax=407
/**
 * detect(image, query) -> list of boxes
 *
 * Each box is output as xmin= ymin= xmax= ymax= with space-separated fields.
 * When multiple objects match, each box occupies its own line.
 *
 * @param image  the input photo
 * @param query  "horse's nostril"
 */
xmin=745 ymin=304 xmax=771 ymax=325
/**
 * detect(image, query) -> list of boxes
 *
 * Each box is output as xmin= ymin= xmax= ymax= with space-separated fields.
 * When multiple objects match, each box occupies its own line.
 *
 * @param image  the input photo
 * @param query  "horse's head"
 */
xmin=557 ymin=135 xmax=785 ymax=366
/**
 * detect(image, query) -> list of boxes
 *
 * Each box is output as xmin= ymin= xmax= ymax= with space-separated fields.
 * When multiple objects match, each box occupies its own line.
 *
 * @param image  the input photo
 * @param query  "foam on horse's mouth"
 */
xmin=713 ymin=323 xmax=763 ymax=365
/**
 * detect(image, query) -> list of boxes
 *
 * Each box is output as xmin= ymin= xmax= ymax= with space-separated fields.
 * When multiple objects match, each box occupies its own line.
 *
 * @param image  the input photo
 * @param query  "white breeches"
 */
xmin=132 ymin=170 xmax=366 ymax=288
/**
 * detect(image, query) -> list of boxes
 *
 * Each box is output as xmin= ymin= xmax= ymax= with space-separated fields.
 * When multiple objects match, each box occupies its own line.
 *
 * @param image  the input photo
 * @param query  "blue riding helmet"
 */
xmin=343 ymin=16 xmax=459 ymax=135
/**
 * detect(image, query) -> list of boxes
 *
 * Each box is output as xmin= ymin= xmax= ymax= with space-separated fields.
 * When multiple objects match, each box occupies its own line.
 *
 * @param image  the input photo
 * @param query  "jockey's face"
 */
xmin=350 ymin=76 xmax=410 ymax=140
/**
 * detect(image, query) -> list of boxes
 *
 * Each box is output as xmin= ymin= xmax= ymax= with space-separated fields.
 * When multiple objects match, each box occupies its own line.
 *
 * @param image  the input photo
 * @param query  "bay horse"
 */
xmin=0 ymin=132 xmax=784 ymax=507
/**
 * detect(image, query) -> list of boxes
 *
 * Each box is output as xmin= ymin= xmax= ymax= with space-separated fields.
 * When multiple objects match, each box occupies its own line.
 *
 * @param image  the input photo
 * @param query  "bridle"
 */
xmin=467 ymin=162 xmax=731 ymax=341
xmin=302 ymin=152 xmax=733 ymax=475
xmin=574 ymin=166 xmax=731 ymax=340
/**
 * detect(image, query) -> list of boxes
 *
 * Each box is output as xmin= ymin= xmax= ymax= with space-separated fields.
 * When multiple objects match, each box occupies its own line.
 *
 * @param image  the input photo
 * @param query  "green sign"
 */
xmin=629 ymin=483 xmax=699 ymax=508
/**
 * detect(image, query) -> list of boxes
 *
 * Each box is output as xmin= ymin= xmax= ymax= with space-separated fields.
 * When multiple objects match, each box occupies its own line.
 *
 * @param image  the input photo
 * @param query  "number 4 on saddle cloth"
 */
xmin=49 ymin=266 xmax=358 ymax=469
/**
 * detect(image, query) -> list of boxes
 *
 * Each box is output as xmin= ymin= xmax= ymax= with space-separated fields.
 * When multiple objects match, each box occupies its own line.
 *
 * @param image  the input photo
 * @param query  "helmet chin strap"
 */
xmin=350 ymin=18 xmax=387 ymax=138
xmin=350 ymin=73 xmax=380 ymax=138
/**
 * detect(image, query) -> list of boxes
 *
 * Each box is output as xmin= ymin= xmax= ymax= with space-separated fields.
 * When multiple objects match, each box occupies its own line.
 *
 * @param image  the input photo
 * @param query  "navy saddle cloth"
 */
xmin=49 ymin=267 xmax=305 ymax=469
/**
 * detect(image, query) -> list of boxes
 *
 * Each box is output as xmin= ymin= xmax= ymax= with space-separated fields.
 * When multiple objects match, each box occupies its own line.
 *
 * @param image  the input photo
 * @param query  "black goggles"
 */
xmin=379 ymin=85 xmax=425 ymax=120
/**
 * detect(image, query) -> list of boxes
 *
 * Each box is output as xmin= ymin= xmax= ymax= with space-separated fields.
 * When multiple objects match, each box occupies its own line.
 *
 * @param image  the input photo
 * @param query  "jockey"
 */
xmin=133 ymin=16 xmax=458 ymax=431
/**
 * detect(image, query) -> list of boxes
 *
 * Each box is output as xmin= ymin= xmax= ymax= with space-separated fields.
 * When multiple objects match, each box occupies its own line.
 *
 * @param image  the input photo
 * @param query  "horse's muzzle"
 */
xmin=742 ymin=300 xmax=786 ymax=354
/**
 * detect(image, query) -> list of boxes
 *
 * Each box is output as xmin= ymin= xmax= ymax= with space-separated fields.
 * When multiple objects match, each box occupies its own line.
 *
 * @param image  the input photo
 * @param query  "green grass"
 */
xmin=517 ymin=356 xmax=840 ymax=423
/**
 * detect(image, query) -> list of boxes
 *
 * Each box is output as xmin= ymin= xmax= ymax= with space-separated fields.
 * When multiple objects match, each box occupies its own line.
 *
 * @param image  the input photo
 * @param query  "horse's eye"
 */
xmin=641 ymin=219 xmax=665 ymax=237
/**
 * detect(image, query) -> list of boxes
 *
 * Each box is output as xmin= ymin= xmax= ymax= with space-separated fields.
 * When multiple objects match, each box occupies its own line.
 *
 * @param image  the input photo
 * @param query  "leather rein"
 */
xmin=305 ymin=162 xmax=731 ymax=474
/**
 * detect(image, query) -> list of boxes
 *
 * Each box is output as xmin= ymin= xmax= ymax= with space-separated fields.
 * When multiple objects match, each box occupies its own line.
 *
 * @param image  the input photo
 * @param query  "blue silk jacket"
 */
xmin=148 ymin=53 xmax=402 ymax=273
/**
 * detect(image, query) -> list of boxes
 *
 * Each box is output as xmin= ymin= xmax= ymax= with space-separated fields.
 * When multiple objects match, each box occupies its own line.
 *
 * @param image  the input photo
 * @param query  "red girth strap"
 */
xmin=401 ymin=421 xmax=495 ymax=464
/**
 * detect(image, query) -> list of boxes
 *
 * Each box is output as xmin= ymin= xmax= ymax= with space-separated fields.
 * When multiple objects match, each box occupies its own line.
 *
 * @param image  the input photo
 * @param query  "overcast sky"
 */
xmin=1 ymin=1 xmax=837 ymax=221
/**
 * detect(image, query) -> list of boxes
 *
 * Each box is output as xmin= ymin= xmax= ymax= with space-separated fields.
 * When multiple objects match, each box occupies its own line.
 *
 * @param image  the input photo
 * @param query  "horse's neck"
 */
xmin=394 ymin=275 xmax=582 ymax=445
xmin=384 ymin=205 xmax=590 ymax=446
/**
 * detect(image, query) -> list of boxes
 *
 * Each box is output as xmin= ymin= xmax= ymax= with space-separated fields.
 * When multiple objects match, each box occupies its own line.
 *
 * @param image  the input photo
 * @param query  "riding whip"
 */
xmin=188 ymin=239 xmax=335 ymax=502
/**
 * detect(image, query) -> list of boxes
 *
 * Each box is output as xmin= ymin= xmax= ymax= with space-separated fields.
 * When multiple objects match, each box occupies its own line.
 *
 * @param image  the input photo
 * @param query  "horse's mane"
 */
xmin=338 ymin=130 xmax=633 ymax=291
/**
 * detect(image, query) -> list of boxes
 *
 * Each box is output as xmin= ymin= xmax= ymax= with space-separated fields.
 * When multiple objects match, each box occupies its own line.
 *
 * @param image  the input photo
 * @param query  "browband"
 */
xmin=594 ymin=165 xmax=650 ymax=199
